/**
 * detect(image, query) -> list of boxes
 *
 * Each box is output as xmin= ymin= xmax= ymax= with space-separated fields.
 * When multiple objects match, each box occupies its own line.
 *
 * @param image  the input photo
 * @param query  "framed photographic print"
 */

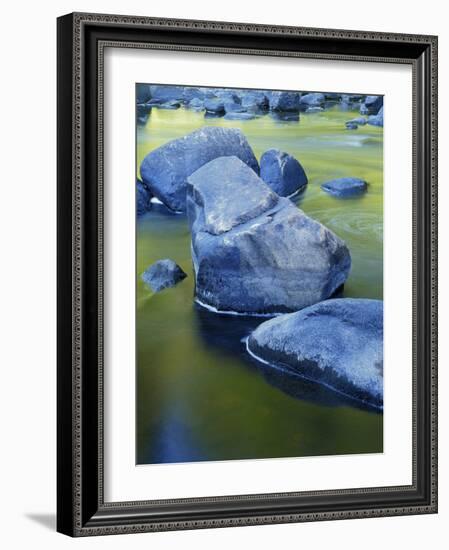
xmin=57 ymin=12 xmax=438 ymax=536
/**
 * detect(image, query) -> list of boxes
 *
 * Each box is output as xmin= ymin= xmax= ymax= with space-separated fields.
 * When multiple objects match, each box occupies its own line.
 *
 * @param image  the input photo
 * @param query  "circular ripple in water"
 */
xmin=308 ymin=209 xmax=383 ymax=242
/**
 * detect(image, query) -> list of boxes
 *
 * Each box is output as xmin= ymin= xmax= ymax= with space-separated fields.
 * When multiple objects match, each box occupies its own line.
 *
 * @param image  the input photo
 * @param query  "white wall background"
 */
xmin=0 ymin=1 xmax=446 ymax=548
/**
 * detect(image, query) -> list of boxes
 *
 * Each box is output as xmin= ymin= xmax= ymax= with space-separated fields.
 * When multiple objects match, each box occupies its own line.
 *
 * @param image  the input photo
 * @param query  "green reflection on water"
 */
xmin=136 ymin=106 xmax=383 ymax=465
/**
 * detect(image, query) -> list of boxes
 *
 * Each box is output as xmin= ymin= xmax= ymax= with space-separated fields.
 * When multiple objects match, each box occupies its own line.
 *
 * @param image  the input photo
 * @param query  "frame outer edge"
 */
xmin=59 ymin=12 xmax=438 ymax=536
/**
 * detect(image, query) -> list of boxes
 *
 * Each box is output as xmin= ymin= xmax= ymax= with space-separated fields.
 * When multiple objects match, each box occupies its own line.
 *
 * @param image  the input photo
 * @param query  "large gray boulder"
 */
xmin=247 ymin=298 xmax=383 ymax=408
xmin=141 ymin=259 xmax=187 ymax=292
xmin=187 ymin=156 xmax=351 ymax=315
xmin=140 ymin=127 xmax=259 ymax=212
xmin=260 ymin=149 xmax=308 ymax=196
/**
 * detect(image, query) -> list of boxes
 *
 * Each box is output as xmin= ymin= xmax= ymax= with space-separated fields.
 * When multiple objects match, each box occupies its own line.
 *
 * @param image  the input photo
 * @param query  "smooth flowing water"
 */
xmin=136 ymin=107 xmax=383 ymax=464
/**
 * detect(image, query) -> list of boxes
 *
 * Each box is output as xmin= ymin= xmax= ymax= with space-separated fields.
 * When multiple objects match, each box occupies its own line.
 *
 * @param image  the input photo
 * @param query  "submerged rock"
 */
xmin=140 ymin=127 xmax=259 ymax=212
xmin=260 ymin=149 xmax=308 ymax=196
xmin=360 ymin=95 xmax=383 ymax=115
xmin=141 ymin=259 xmax=187 ymax=292
xmin=247 ymin=298 xmax=384 ymax=408
xmin=321 ymin=177 xmax=367 ymax=198
xmin=187 ymin=156 xmax=351 ymax=315
xmin=137 ymin=179 xmax=151 ymax=215
xmin=224 ymin=112 xmax=256 ymax=121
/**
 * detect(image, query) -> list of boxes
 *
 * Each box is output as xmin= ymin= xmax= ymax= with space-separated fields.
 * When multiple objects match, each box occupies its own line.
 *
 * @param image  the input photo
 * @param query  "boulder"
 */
xmin=260 ymin=149 xmax=308 ymax=196
xmin=187 ymin=156 xmax=351 ymax=315
xmin=271 ymin=111 xmax=300 ymax=122
xmin=246 ymin=298 xmax=384 ymax=408
xmin=141 ymin=259 xmax=187 ymax=292
xmin=137 ymin=179 xmax=151 ymax=216
xmin=299 ymin=92 xmax=325 ymax=111
xmin=321 ymin=177 xmax=368 ymax=198
xmin=149 ymin=85 xmax=185 ymax=103
xmin=269 ymin=91 xmax=300 ymax=113
xmin=140 ymin=127 xmax=259 ymax=212
xmin=345 ymin=122 xmax=358 ymax=130
xmin=360 ymin=95 xmax=383 ymax=115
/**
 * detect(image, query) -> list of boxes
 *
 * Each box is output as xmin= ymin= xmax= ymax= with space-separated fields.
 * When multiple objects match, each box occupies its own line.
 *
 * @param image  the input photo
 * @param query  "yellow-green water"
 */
xmin=136 ymin=107 xmax=383 ymax=464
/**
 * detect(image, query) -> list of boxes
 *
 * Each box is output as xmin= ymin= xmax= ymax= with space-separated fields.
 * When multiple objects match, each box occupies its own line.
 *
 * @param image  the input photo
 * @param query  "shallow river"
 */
xmin=136 ymin=107 xmax=383 ymax=464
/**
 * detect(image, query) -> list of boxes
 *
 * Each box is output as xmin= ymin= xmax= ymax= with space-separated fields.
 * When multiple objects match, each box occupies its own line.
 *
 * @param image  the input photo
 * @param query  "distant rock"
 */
xmin=183 ymin=87 xmax=206 ymax=103
xmin=260 ymin=149 xmax=308 ymax=196
xmin=241 ymin=91 xmax=269 ymax=112
xmin=137 ymin=179 xmax=151 ymax=216
xmin=321 ymin=177 xmax=368 ymax=198
xmin=269 ymin=91 xmax=300 ymax=113
xmin=136 ymin=104 xmax=151 ymax=125
xmin=224 ymin=101 xmax=247 ymax=113
xmin=299 ymin=92 xmax=325 ymax=111
xmin=187 ymin=156 xmax=351 ymax=315
xmin=140 ymin=127 xmax=259 ymax=212
xmin=204 ymin=98 xmax=225 ymax=116
xmin=305 ymin=106 xmax=324 ymax=113
xmin=247 ymin=298 xmax=384 ymax=408
xmin=360 ymin=95 xmax=383 ymax=115
xmin=187 ymin=97 xmax=204 ymax=111
xmin=223 ymin=112 xmax=256 ymax=120
xmin=141 ymin=259 xmax=187 ymax=292
xmin=367 ymin=106 xmax=384 ymax=127
xmin=136 ymin=84 xmax=152 ymax=103
xmin=346 ymin=117 xmax=367 ymax=126
xmin=149 ymin=85 xmax=185 ymax=103
xmin=157 ymin=100 xmax=181 ymax=110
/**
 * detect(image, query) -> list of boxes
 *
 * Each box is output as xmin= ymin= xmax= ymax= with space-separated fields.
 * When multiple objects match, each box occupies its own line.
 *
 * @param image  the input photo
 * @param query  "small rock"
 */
xmin=141 ymin=259 xmax=187 ymax=292
xmin=345 ymin=122 xmax=359 ymax=130
xmin=321 ymin=177 xmax=367 ymax=198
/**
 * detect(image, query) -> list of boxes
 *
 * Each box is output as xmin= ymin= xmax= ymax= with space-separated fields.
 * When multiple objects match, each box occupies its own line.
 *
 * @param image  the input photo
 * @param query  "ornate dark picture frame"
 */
xmin=57 ymin=12 xmax=438 ymax=537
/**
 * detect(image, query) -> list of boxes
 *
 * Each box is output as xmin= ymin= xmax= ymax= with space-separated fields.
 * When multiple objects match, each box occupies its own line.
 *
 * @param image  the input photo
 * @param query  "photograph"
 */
xmin=135 ymin=83 xmax=384 ymax=465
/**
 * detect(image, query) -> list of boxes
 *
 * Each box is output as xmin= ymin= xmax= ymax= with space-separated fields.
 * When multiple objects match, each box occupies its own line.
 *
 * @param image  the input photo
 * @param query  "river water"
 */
xmin=136 ymin=106 xmax=383 ymax=464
